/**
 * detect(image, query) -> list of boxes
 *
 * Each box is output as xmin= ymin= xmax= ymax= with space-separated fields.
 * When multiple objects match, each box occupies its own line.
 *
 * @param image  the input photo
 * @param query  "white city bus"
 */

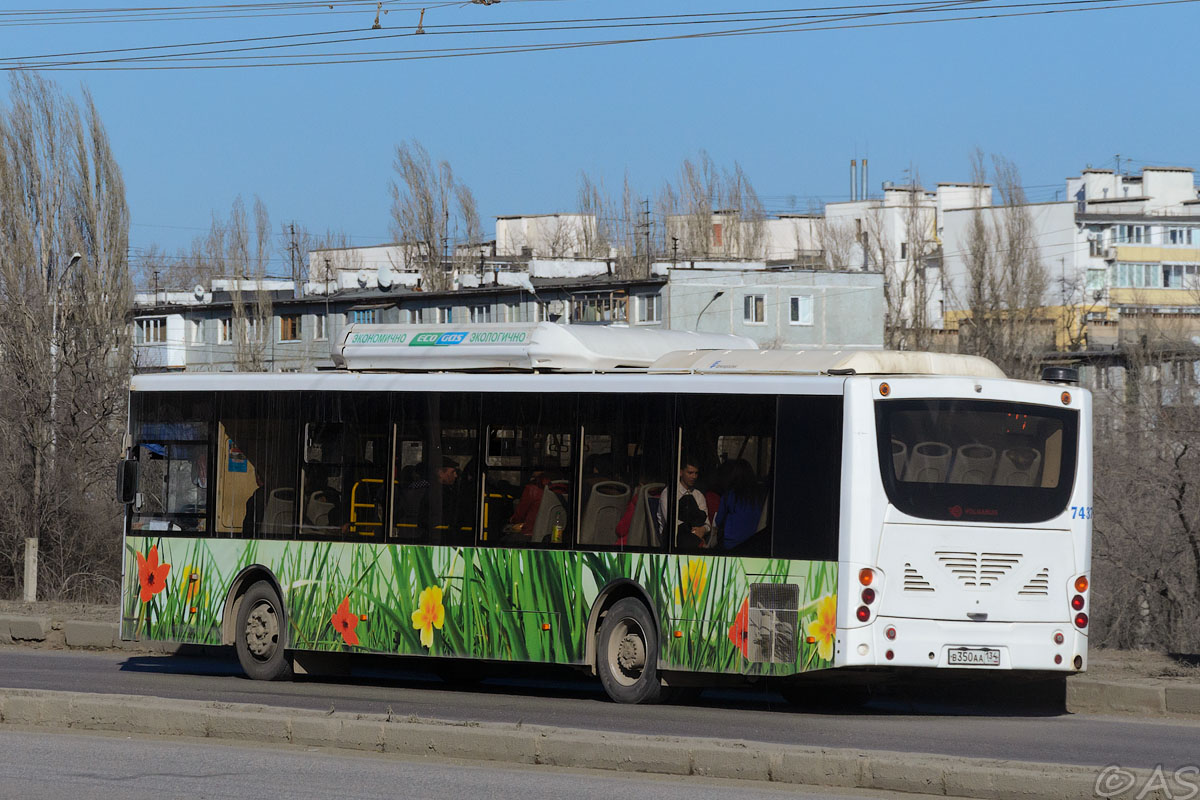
xmin=118 ymin=324 xmax=1091 ymax=703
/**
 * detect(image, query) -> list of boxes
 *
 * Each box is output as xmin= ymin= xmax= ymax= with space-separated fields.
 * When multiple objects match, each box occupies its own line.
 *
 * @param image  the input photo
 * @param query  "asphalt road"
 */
xmin=0 ymin=646 xmax=1195 ymax=773
xmin=0 ymin=729 xmax=925 ymax=800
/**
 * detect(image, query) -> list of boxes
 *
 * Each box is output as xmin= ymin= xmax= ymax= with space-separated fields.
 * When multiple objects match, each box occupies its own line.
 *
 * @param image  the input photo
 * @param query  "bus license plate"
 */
xmin=947 ymin=647 xmax=1001 ymax=666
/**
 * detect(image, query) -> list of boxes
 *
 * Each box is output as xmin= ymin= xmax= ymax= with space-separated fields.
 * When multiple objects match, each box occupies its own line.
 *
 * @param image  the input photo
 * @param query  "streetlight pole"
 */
xmin=28 ymin=251 xmax=81 ymax=602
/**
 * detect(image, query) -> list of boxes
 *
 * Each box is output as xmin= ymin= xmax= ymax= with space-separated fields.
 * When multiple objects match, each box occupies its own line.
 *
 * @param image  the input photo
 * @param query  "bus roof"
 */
xmin=330 ymin=324 xmax=1004 ymax=378
xmin=333 ymin=323 xmax=757 ymax=372
xmin=648 ymin=348 xmax=1006 ymax=378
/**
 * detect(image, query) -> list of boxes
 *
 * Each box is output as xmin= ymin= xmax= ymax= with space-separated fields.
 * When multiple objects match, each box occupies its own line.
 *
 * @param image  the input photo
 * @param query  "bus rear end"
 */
xmin=837 ymin=374 xmax=1091 ymax=674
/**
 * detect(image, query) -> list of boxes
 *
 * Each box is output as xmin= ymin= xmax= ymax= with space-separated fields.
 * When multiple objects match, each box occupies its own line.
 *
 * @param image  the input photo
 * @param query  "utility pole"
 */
xmin=672 ymin=237 xmax=679 ymax=267
xmin=642 ymin=199 xmax=652 ymax=275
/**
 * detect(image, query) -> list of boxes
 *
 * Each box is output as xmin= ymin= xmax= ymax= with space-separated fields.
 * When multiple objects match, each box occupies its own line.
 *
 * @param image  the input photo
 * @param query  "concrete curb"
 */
xmin=0 ymin=688 xmax=1170 ymax=799
xmin=1067 ymin=677 xmax=1200 ymax=717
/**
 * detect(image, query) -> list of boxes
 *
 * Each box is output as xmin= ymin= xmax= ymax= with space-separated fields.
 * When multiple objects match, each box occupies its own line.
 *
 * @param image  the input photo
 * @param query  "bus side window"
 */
xmin=773 ymin=395 xmax=842 ymax=561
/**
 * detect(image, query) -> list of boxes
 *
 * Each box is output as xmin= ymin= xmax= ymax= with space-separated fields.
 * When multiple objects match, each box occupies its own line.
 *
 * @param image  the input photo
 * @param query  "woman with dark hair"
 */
xmin=714 ymin=459 xmax=766 ymax=550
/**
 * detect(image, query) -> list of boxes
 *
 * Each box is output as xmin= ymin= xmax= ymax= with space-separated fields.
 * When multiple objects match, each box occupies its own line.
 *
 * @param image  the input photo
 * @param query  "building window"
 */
xmin=1114 ymin=224 xmax=1148 ymax=245
xmin=350 ymin=309 xmax=378 ymax=325
xmin=219 ymin=318 xmax=232 ymax=344
xmin=134 ymin=316 xmax=167 ymax=345
xmin=636 ymin=294 xmax=661 ymax=324
xmin=470 ymin=305 xmax=491 ymax=323
xmin=1168 ymin=227 xmax=1195 ymax=246
xmin=789 ymin=295 xmax=814 ymax=326
xmin=712 ymin=222 xmax=723 ymax=248
xmin=572 ymin=291 xmax=627 ymax=323
xmin=537 ymin=302 xmax=551 ymax=322
xmin=899 ymin=242 xmax=908 ymax=260
xmin=437 ymin=306 xmax=454 ymax=324
xmin=1085 ymin=269 xmax=1107 ymax=292
xmin=313 ymin=313 xmax=327 ymax=341
xmin=1163 ymin=264 xmax=1200 ymax=289
xmin=1112 ymin=262 xmax=1161 ymax=288
xmin=743 ymin=294 xmax=766 ymax=325
xmin=502 ymin=301 xmax=524 ymax=323
xmin=245 ymin=318 xmax=264 ymax=343
xmin=279 ymin=314 xmax=301 ymax=342
xmin=401 ymin=308 xmax=423 ymax=325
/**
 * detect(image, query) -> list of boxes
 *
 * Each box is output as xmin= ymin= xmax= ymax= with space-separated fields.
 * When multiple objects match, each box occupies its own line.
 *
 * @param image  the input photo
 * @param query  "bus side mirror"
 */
xmin=117 ymin=459 xmax=138 ymax=505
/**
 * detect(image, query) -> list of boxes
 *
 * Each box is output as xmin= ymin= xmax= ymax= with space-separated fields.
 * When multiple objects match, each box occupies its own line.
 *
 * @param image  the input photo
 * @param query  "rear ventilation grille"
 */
xmin=936 ymin=551 xmax=1022 ymax=588
xmin=747 ymin=582 xmax=800 ymax=664
xmin=903 ymin=563 xmax=935 ymax=592
xmin=1019 ymin=569 xmax=1051 ymax=596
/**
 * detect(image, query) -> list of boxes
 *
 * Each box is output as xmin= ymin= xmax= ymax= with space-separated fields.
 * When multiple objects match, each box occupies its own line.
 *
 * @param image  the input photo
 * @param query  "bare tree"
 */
xmin=660 ymin=152 xmax=766 ymax=260
xmin=576 ymin=171 xmax=614 ymax=259
xmin=815 ymin=216 xmax=858 ymax=271
xmin=873 ymin=177 xmax=939 ymax=350
xmin=956 ymin=151 xmax=1049 ymax=379
xmin=389 ymin=139 xmax=479 ymax=292
xmin=0 ymin=73 xmax=131 ymax=600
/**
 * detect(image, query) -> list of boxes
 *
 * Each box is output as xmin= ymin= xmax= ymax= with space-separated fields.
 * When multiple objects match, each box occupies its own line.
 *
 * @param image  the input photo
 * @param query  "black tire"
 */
xmin=234 ymin=580 xmax=293 ymax=681
xmin=596 ymin=597 xmax=662 ymax=704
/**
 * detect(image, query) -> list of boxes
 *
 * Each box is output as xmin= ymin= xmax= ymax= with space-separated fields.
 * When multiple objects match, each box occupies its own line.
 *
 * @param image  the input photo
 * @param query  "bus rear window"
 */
xmin=875 ymin=399 xmax=1078 ymax=523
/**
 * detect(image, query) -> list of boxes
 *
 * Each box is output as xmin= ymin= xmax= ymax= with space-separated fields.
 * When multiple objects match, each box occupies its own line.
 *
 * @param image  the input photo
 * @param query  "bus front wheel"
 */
xmin=597 ymin=598 xmax=661 ymax=704
xmin=235 ymin=581 xmax=293 ymax=681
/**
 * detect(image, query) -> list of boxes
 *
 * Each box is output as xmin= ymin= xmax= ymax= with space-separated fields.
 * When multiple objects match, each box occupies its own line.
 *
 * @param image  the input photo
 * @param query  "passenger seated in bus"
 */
xmin=714 ymin=459 xmax=767 ymax=550
xmin=505 ymin=465 xmax=553 ymax=535
xmin=658 ymin=460 xmax=712 ymax=549
xmin=415 ymin=457 xmax=460 ymax=541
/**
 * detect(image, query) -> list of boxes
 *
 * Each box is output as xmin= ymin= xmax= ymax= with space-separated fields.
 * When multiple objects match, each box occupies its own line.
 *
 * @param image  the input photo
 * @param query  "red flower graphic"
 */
xmin=728 ymin=597 xmax=750 ymax=659
xmin=331 ymin=596 xmax=360 ymax=646
xmin=136 ymin=545 xmax=171 ymax=603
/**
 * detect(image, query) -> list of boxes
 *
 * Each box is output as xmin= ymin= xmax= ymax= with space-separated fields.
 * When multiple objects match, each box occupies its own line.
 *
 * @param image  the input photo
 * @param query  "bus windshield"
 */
xmin=875 ymin=398 xmax=1078 ymax=524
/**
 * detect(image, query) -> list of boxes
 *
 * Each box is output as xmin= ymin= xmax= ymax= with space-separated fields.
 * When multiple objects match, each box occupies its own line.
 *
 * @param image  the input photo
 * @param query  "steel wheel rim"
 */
xmin=606 ymin=617 xmax=646 ymax=687
xmin=245 ymin=599 xmax=280 ymax=662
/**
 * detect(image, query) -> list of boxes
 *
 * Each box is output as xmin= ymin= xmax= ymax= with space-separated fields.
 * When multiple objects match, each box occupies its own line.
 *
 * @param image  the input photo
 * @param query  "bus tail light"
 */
xmin=861 ymin=588 xmax=875 ymax=605
xmin=1074 ymin=612 xmax=1088 ymax=629
xmin=1074 ymin=575 xmax=1089 ymax=593
xmin=859 ymin=568 xmax=874 ymax=586
xmin=856 ymin=606 xmax=871 ymax=622
xmin=1053 ymin=632 xmax=1064 ymax=645
xmin=885 ymin=626 xmax=896 ymax=640
xmin=1071 ymin=595 xmax=1085 ymax=611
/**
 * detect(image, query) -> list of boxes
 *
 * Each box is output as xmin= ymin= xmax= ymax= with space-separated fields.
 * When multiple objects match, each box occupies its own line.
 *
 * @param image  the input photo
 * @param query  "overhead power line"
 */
xmin=0 ymin=0 xmax=1193 ymax=70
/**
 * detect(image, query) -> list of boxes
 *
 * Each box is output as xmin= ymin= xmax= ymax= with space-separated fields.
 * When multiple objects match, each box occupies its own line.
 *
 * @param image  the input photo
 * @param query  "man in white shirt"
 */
xmin=658 ymin=460 xmax=711 ymax=549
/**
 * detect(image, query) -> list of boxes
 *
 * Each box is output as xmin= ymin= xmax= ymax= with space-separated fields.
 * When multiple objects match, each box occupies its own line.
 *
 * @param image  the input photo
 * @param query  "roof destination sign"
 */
xmin=333 ymin=323 xmax=755 ymax=373
xmin=345 ymin=330 xmax=528 ymax=348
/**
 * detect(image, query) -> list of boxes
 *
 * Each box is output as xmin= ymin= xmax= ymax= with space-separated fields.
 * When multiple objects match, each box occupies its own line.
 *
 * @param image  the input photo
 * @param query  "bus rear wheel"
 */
xmin=597 ymin=598 xmax=661 ymax=704
xmin=235 ymin=581 xmax=293 ymax=681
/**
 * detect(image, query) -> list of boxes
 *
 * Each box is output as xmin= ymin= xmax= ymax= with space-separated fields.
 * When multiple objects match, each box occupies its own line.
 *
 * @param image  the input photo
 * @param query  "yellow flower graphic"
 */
xmin=411 ymin=585 xmax=446 ymax=649
xmin=806 ymin=595 xmax=837 ymax=662
xmin=179 ymin=565 xmax=202 ymax=605
xmin=673 ymin=559 xmax=708 ymax=606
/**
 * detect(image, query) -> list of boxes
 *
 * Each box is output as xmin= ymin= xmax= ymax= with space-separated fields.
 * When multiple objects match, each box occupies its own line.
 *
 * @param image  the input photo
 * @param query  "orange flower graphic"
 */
xmin=728 ymin=597 xmax=750 ymax=659
xmin=411 ymin=585 xmax=445 ymax=649
xmin=806 ymin=595 xmax=837 ymax=662
xmin=331 ymin=596 xmax=360 ymax=646
xmin=136 ymin=545 xmax=171 ymax=603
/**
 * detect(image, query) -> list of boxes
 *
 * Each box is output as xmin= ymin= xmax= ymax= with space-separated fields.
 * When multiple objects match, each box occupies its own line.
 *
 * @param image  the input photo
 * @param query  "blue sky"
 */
xmin=3 ymin=0 xmax=1197 ymax=277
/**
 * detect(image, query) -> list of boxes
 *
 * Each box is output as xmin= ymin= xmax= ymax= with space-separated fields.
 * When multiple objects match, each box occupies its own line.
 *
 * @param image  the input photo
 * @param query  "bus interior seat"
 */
xmin=995 ymin=447 xmax=1042 ymax=486
xmin=948 ymin=444 xmax=997 ymax=484
xmin=903 ymin=441 xmax=952 ymax=482
xmin=262 ymin=487 xmax=295 ymax=534
xmin=891 ymin=439 xmax=908 ymax=477
xmin=530 ymin=481 xmax=568 ymax=542
xmin=305 ymin=491 xmax=334 ymax=527
xmin=578 ymin=481 xmax=630 ymax=546
xmin=627 ymin=482 xmax=665 ymax=548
